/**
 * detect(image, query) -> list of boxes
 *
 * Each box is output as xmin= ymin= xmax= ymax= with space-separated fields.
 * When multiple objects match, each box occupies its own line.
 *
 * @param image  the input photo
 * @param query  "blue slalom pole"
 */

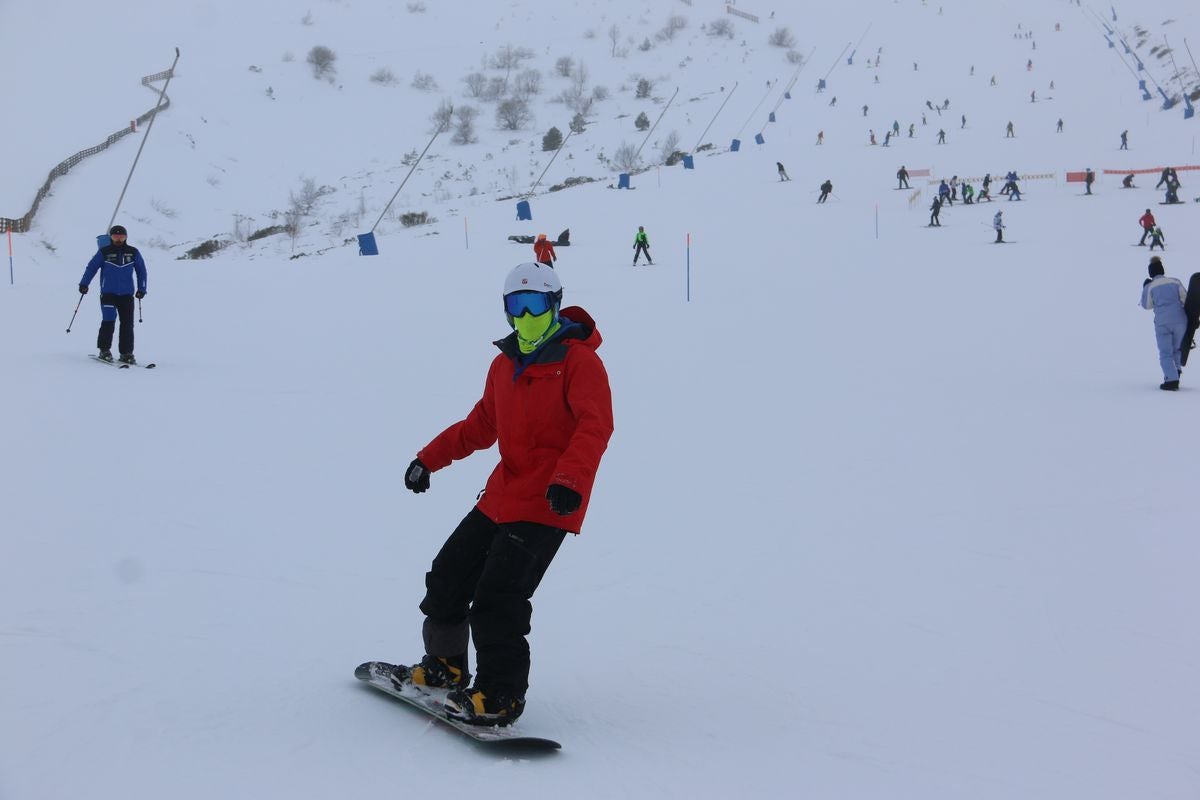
xmin=686 ymin=233 xmax=691 ymax=302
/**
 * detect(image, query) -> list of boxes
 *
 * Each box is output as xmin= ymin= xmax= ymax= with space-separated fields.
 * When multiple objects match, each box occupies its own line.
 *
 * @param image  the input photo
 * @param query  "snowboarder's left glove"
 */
xmin=546 ymin=483 xmax=581 ymax=515
xmin=405 ymin=458 xmax=431 ymax=493
xmin=135 ymin=290 xmax=146 ymax=299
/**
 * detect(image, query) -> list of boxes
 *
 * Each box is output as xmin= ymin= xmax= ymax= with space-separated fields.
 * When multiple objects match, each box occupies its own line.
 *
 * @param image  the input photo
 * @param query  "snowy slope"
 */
xmin=2 ymin=2 xmax=1200 ymax=799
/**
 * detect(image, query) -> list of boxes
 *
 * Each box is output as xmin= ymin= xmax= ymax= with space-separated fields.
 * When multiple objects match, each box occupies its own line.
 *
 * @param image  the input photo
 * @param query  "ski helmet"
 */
xmin=109 ymin=225 xmax=127 ymax=236
xmin=503 ymin=262 xmax=562 ymax=318
xmin=1149 ymin=257 xmax=1164 ymax=278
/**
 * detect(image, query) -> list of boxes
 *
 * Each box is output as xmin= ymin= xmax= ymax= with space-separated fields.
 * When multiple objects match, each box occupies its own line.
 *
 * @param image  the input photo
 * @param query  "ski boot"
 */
xmin=444 ymin=686 xmax=525 ymax=727
xmin=391 ymin=654 xmax=470 ymax=692
xmin=118 ymin=353 xmax=136 ymax=365
xmin=98 ymin=350 xmax=114 ymax=362
xmin=1160 ymin=380 xmax=1180 ymax=391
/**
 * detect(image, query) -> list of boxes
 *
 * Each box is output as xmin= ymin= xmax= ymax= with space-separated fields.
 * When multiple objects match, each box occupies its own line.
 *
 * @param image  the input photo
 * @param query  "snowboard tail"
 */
xmin=354 ymin=661 xmax=560 ymax=750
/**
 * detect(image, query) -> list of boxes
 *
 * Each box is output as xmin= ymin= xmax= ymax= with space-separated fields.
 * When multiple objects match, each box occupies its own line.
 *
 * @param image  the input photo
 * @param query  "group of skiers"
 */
xmin=528 ymin=227 xmax=652 ymax=268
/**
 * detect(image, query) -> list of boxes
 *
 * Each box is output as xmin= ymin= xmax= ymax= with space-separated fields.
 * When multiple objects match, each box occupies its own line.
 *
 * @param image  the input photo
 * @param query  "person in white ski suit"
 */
xmin=992 ymin=211 xmax=1005 ymax=243
xmin=1141 ymin=256 xmax=1188 ymax=389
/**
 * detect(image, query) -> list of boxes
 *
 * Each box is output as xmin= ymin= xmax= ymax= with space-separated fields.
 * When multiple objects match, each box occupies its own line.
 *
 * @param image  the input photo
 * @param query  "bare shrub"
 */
xmin=513 ymin=68 xmax=543 ymax=98
xmin=482 ymin=76 xmax=507 ymax=102
xmin=406 ymin=1 xmax=427 ymax=11
xmin=430 ymin=99 xmax=454 ymax=133
xmin=411 ymin=71 xmax=438 ymax=91
xmin=657 ymin=15 xmax=688 ymax=41
xmin=592 ymin=85 xmax=610 ymax=101
xmin=496 ymin=98 xmax=532 ymax=130
xmin=452 ymin=106 xmax=480 ymax=144
xmin=555 ymin=56 xmax=575 ymax=77
xmin=301 ymin=10 xmax=313 ymax=25
xmin=768 ymin=27 xmax=797 ymax=48
xmin=786 ymin=49 xmax=805 ymax=65
xmin=306 ymin=45 xmax=337 ymax=79
xmin=658 ymin=131 xmax=681 ymax=164
xmin=463 ymin=71 xmax=487 ymax=97
xmin=370 ymin=67 xmax=398 ymax=85
xmin=612 ymin=141 xmax=640 ymax=172
xmin=399 ymin=211 xmax=434 ymax=227
xmin=709 ymin=19 xmax=735 ymax=38
xmin=639 ymin=37 xmax=652 ymax=51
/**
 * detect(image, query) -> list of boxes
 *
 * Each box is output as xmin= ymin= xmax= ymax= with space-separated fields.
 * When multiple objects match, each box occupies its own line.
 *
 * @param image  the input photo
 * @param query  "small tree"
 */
xmin=513 ymin=68 xmax=543 ymax=98
xmin=570 ymin=112 xmax=587 ymax=134
xmin=636 ymin=78 xmax=653 ymax=98
xmin=411 ymin=71 xmax=438 ymax=91
xmin=306 ymin=45 xmax=337 ymax=80
xmin=452 ymin=106 xmax=479 ymax=144
xmin=635 ymin=112 xmax=650 ymax=131
xmin=709 ymin=19 xmax=735 ymax=38
xmin=463 ymin=71 xmax=487 ymax=97
xmin=555 ymin=56 xmax=575 ymax=77
xmin=542 ymin=126 xmax=564 ymax=151
xmin=496 ymin=98 xmax=532 ymax=130
xmin=612 ymin=141 xmax=640 ymax=172
xmin=430 ymin=99 xmax=454 ymax=134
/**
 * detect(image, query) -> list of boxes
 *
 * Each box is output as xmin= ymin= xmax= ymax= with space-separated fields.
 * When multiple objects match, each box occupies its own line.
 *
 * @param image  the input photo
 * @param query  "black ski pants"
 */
xmin=98 ymin=293 xmax=135 ymax=355
xmin=419 ymin=507 xmax=566 ymax=697
xmin=633 ymin=243 xmax=652 ymax=264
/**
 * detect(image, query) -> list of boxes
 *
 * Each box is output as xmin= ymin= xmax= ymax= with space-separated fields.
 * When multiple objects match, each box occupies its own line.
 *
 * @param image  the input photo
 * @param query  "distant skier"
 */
xmin=1138 ymin=209 xmax=1156 ymax=245
xmin=961 ymin=114 xmax=967 ymax=129
xmin=632 ymin=226 xmax=653 ymax=265
xmin=1005 ymin=121 xmax=1015 ymax=138
xmin=938 ymin=179 xmax=952 ymax=206
xmin=929 ymin=195 xmax=943 ymax=227
xmin=979 ymin=174 xmax=993 ymax=202
xmin=897 ymin=166 xmax=910 ymax=189
xmin=777 ymin=161 xmax=791 ymax=182
xmin=1056 ymin=118 xmax=1064 ymax=133
xmin=78 ymin=224 xmax=148 ymax=365
xmin=1030 ymin=90 xmax=1036 ymax=102
xmin=1140 ymin=255 xmax=1187 ymax=390
xmin=863 ymin=104 xmax=869 ymax=117
xmin=533 ymin=233 xmax=557 ymax=267
xmin=950 ymin=175 xmax=960 ymax=201
xmin=1120 ymin=129 xmax=1129 ymax=150
xmin=829 ymin=96 xmax=837 ymax=107
xmin=1084 ymin=168 xmax=1095 ymax=195
xmin=993 ymin=210 xmax=1005 ymax=243
xmin=818 ymin=179 xmax=833 ymax=204
xmin=816 ymin=130 xmax=824 ymax=145
xmin=1122 ymin=174 xmax=1136 ymax=189
xmin=1154 ymin=167 xmax=1174 ymax=190
xmin=869 ymin=130 xmax=877 ymax=145
xmin=962 ymin=182 xmax=975 ymax=204
xmin=990 ymin=75 xmax=997 ymax=85
xmin=937 ymin=128 xmax=946 ymax=144
xmin=1149 ymin=225 xmax=1166 ymax=251
xmin=883 ymin=130 xmax=891 ymax=147
xmin=908 ymin=123 xmax=915 ymax=138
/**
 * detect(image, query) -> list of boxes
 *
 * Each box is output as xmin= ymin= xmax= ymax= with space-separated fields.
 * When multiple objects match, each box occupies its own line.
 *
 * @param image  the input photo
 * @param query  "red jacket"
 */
xmin=418 ymin=307 xmax=613 ymax=533
xmin=533 ymin=239 xmax=557 ymax=264
xmin=1140 ymin=211 xmax=1156 ymax=230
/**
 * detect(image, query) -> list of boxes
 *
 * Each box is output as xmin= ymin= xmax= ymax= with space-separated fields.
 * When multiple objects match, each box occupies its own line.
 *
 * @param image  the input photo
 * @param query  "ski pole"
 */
xmin=138 ymin=297 xmax=143 ymax=323
xmin=66 ymin=293 xmax=85 ymax=333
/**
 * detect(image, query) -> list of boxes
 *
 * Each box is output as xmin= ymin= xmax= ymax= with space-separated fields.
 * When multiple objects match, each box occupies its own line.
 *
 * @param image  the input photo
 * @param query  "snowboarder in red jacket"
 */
xmin=1138 ymin=209 xmax=1156 ymax=246
xmin=390 ymin=262 xmax=613 ymax=727
xmin=532 ymin=233 xmax=557 ymax=266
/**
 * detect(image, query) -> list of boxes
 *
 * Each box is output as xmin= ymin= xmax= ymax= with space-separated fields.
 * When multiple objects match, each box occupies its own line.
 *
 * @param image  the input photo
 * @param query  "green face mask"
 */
xmin=512 ymin=309 xmax=558 ymax=354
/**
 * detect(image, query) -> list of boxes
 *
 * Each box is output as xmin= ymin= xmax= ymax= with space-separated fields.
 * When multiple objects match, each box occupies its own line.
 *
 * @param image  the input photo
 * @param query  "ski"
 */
xmin=354 ymin=661 xmax=561 ymax=751
xmin=88 ymin=355 xmax=157 ymax=369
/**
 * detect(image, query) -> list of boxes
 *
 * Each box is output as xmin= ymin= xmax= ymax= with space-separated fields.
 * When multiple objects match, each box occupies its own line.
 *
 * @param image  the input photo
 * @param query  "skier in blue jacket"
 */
xmin=1140 ymin=256 xmax=1187 ymax=390
xmin=78 ymin=225 xmax=148 ymax=364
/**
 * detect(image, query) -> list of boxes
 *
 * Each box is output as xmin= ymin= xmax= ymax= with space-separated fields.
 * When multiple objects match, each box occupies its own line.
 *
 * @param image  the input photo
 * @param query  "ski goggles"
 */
xmin=504 ymin=290 xmax=559 ymax=318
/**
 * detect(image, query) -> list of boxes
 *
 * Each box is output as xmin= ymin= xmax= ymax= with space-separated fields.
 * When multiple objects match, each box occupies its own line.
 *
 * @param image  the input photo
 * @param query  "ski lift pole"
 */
xmin=692 ymin=82 xmax=738 ymax=153
xmin=771 ymin=47 xmax=816 ymax=116
xmin=109 ymin=48 xmax=180 ymax=233
xmin=633 ymin=87 xmax=680 ymax=163
xmin=369 ymin=111 xmax=451 ymax=236
xmin=526 ymin=127 xmax=575 ymax=198
xmin=734 ymin=82 xmax=774 ymax=140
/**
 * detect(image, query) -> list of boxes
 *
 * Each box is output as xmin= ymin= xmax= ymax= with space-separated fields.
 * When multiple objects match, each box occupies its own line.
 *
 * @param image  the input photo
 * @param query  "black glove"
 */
xmin=546 ymin=483 xmax=582 ymax=516
xmin=78 ymin=285 xmax=88 ymax=295
xmin=404 ymin=458 xmax=430 ymax=493
xmin=135 ymin=290 xmax=146 ymax=299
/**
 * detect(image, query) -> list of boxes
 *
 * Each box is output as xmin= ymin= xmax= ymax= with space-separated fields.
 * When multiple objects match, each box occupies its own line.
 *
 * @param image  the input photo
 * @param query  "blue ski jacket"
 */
xmin=80 ymin=243 xmax=147 ymax=296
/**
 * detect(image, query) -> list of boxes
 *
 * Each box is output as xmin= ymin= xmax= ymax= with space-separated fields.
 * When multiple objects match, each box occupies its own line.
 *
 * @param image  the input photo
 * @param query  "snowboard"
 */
xmin=354 ymin=661 xmax=561 ymax=751
xmin=1180 ymin=272 xmax=1200 ymax=366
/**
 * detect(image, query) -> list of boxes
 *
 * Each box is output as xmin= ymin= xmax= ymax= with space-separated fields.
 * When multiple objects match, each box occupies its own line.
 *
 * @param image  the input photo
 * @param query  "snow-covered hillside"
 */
xmin=2 ymin=2 xmax=1200 ymax=799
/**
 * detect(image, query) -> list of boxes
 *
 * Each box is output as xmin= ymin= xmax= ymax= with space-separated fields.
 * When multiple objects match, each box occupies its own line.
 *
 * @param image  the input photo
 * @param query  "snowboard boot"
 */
xmin=392 ymin=654 xmax=470 ymax=691
xmin=1160 ymin=380 xmax=1180 ymax=391
xmin=98 ymin=350 xmax=114 ymax=362
xmin=444 ymin=686 xmax=525 ymax=727
xmin=118 ymin=353 xmax=136 ymax=365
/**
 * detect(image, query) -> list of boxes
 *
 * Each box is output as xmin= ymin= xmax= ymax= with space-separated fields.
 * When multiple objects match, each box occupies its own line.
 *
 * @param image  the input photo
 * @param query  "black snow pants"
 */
xmin=419 ymin=507 xmax=566 ymax=698
xmin=634 ymin=242 xmax=652 ymax=264
xmin=98 ymin=293 xmax=136 ymax=355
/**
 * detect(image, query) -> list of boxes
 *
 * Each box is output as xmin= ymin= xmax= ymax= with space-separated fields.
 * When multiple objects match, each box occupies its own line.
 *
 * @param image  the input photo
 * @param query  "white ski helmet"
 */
xmin=504 ymin=261 xmax=561 ymax=296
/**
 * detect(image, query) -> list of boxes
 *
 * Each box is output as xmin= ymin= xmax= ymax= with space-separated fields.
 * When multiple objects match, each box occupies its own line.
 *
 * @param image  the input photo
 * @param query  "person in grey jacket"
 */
xmin=1141 ymin=256 xmax=1188 ymax=390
